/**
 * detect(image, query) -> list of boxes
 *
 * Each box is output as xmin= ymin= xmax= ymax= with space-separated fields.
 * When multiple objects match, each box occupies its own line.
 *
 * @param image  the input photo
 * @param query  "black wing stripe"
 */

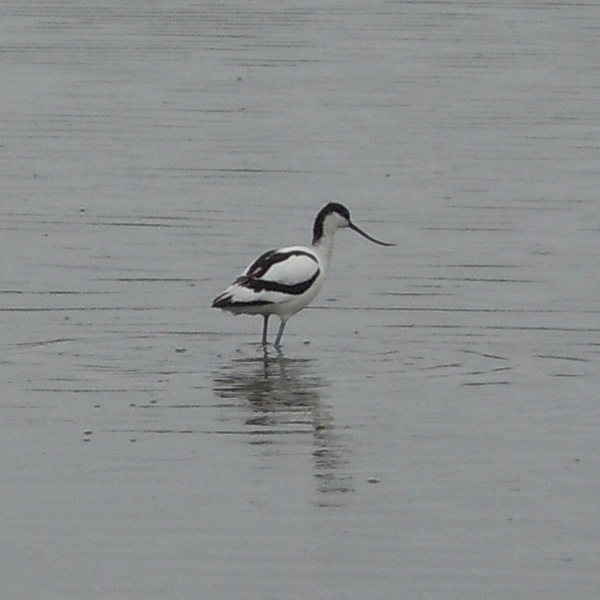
xmin=237 ymin=268 xmax=320 ymax=295
xmin=212 ymin=294 xmax=274 ymax=308
xmin=245 ymin=249 xmax=318 ymax=279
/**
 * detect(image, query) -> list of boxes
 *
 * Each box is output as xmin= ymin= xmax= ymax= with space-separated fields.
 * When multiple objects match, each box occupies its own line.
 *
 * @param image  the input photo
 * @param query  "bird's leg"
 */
xmin=261 ymin=315 xmax=269 ymax=346
xmin=273 ymin=319 xmax=287 ymax=351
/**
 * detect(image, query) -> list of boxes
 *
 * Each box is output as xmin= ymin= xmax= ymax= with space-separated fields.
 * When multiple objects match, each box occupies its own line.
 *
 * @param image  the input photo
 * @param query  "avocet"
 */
xmin=212 ymin=202 xmax=394 ymax=350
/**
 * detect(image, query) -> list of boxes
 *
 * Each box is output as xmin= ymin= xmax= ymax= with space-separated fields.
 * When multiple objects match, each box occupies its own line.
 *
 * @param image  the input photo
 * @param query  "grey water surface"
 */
xmin=2 ymin=1 xmax=600 ymax=598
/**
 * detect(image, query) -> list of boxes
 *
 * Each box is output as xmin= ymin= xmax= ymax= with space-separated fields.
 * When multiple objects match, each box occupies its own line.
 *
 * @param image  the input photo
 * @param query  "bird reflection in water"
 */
xmin=212 ymin=350 xmax=353 ymax=502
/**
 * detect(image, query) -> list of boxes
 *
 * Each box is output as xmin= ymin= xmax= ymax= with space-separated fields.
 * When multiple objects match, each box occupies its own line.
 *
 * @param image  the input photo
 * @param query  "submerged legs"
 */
xmin=261 ymin=314 xmax=286 ymax=350
xmin=273 ymin=319 xmax=287 ymax=351
xmin=261 ymin=315 xmax=269 ymax=346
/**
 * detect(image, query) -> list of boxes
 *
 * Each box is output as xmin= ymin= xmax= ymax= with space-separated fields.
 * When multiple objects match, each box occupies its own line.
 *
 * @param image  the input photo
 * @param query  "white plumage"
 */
xmin=212 ymin=203 xmax=394 ymax=350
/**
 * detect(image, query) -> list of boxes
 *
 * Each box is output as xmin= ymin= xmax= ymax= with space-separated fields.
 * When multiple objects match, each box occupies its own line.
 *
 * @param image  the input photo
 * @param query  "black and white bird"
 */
xmin=212 ymin=202 xmax=394 ymax=350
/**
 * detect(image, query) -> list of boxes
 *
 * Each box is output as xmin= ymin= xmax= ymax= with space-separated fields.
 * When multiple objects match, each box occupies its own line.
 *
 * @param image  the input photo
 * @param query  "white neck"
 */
xmin=312 ymin=232 xmax=335 ymax=271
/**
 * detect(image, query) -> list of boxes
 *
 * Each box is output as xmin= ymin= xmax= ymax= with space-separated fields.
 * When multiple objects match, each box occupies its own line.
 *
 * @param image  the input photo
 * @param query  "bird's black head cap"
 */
xmin=312 ymin=203 xmax=351 ymax=244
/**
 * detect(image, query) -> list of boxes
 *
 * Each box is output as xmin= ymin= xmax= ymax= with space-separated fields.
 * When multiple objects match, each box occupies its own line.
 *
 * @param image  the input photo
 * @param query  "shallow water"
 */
xmin=2 ymin=1 xmax=600 ymax=598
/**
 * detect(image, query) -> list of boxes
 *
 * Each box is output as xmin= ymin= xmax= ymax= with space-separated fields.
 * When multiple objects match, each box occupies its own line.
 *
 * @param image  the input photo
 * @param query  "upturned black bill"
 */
xmin=349 ymin=222 xmax=395 ymax=247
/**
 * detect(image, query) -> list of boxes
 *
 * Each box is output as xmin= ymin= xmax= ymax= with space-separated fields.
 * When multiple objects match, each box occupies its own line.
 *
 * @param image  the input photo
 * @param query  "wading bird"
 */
xmin=212 ymin=202 xmax=394 ymax=350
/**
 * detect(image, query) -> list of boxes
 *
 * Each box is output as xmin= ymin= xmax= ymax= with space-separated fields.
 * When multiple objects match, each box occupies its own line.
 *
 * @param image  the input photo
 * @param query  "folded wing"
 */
xmin=212 ymin=247 xmax=321 ymax=310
